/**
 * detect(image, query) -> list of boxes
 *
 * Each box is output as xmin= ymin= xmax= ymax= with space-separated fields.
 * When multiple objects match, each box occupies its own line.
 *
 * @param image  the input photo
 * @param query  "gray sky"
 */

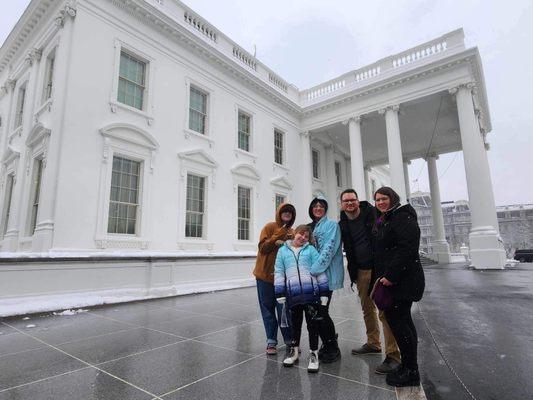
xmin=2 ymin=0 xmax=532 ymax=206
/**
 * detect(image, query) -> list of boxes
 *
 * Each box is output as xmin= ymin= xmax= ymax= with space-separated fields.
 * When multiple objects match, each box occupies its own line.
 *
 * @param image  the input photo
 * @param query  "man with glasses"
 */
xmin=339 ymin=189 xmax=401 ymax=374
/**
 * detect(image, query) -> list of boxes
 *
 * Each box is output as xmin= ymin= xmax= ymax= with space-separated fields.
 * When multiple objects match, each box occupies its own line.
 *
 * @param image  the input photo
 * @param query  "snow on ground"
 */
xmin=0 ymin=278 xmax=255 ymax=317
xmin=0 ymin=250 xmax=257 ymax=259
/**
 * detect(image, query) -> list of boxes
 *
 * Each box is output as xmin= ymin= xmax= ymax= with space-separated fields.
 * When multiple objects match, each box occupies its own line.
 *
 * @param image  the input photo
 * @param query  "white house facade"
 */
xmin=0 ymin=0 xmax=507 ymax=313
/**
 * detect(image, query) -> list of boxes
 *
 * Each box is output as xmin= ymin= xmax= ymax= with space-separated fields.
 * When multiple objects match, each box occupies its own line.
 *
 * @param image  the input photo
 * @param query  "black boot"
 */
xmin=386 ymin=366 xmax=420 ymax=387
xmin=320 ymin=334 xmax=341 ymax=363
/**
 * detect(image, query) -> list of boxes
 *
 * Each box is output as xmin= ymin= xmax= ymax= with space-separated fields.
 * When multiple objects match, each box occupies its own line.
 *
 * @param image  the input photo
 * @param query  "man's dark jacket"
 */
xmin=338 ymin=201 xmax=376 ymax=283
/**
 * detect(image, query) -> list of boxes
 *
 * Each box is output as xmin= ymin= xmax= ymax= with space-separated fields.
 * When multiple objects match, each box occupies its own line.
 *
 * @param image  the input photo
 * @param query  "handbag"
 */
xmin=370 ymin=279 xmax=393 ymax=311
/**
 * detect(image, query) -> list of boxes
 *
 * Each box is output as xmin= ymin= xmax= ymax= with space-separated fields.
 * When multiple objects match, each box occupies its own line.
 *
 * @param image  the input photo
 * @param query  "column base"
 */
xmin=469 ymin=227 xmax=506 ymax=270
xmin=2 ymin=230 xmax=20 ymax=252
xmin=31 ymin=221 xmax=55 ymax=251
xmin=431 ymin=240 xmax=451 ymax=264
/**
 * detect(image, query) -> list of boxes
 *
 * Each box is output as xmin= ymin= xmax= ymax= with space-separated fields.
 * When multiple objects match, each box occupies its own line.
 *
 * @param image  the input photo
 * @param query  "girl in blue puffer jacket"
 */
xmin=274 ymin=225 xmax=329 ymax=372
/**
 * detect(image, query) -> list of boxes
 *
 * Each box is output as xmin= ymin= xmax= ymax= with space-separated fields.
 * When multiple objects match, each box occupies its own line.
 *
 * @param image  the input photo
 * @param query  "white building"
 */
xmin=0 ymin=0 xmax=508 ymax=312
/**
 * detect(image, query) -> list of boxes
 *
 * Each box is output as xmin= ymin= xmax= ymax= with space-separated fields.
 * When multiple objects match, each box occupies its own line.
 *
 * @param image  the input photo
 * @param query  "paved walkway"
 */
xmin=0 ymin=283 xmax=425 ymax=400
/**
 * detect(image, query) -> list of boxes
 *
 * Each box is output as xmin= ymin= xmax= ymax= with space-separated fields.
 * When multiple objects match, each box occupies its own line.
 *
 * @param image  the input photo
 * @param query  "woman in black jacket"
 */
xmin=371 ymin=187 xmax=425 ymax=387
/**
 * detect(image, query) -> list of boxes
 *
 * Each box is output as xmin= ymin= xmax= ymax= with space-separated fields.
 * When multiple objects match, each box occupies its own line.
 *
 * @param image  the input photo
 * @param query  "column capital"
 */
xmin=449 ymin=82 xmax=476 ymax=96
xmin=424 ymin=153 xmax=439 ymax=161
xmin=6 ymin=79 xmax=17 ymax=92
xmin=55 ymin=2 xmax=77 ymax=27
xmin=25 ymin=48 xmax=42 ymax=66
xmin=378 ymin=104 xmax=400 ymax=115
xmin=299 ymin=130 xmax=310 ymax=139
xmin=342 ymin=115 xmax=364 ymax=125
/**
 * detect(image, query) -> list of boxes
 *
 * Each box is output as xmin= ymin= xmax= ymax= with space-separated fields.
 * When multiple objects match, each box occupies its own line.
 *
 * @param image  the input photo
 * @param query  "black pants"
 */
xmin=290 ymin=304 xmax=320 ymax=350
xmin=318 ymin=291 xmax=337 ymax=344
xmin=385 ymin=301 xmax=418 ymax=370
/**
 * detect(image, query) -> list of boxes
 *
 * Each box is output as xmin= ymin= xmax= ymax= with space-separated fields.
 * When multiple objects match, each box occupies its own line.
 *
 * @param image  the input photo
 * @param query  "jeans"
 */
xmin=290 ymin=304 xmax=320 ymax=350
xmin=318 ymin=290 xmax=337 ymax=343
xmin=256 ymin=279 xmax=292 ymax=346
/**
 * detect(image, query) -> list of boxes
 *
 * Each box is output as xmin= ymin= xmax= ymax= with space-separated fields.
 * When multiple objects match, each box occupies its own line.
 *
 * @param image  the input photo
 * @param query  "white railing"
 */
xmin=183 ymin=11 xmax=217 ymax=42
xmin=269 ymin=72 xmax=288 ymax=92
xmin=306 ymin=79 xmax=346 ymax=100
xmin=232 ymin=46 xmax=257 ymax=70
xmin=393 ymin=41 xmax=447 ymax=68
xmin=301 ymin=29 xmax=465 ymax=103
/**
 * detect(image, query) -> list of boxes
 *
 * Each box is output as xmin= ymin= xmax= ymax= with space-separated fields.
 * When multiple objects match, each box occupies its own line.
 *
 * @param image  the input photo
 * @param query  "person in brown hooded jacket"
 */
xmin=253 ymin=203 xmax=296 ymax=355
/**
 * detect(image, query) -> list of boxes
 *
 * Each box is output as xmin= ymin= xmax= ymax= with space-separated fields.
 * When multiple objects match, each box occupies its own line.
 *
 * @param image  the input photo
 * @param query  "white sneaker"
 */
xmin=283 ymin=346 xmax=299 ymax=367
xmin=308 ymin=350 xmax=319 ymax=373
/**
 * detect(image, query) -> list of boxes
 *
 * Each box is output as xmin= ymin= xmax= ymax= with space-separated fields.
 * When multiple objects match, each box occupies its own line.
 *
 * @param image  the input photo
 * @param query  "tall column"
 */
xmin=403 ymin=160 xmax=411 ymax=201
xmin=427 ymin=154 xmax=451 ymax=263
xmin=452 ymin=84 xmax=505 ymax=269
xmin=343 ymin=116 xmax=367 ymax=200
xmin=324 ymin=144 xmax=338 ymax=218
xmin=299 ymin=131 xmax=314 ymax=211
xmin=380 ymin=105 xmax=407 ymax=202
xmin=364 ymin=166 xmax=371 ymax=200
xmin=33 ymin=4 xmax=77 ymax=251
xmin=344 ymin=156 xmax=352 ymax=193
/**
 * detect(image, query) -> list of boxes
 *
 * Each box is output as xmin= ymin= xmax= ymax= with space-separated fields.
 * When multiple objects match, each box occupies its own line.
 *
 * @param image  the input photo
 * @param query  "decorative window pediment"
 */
xmin=26 ymin=123 xmax=51 ymax=148
xmin=177 ymin=149 xmax=218 ymax=169
xmin=270 ymin=176 xmax=292 ymax=190
xmin=231 ymin=163 xmax=260 ymax=181
xmin=2 ymin=145 xmax=21 ymax=165
xmin=99 ymin=123 xmax=159 ymax=150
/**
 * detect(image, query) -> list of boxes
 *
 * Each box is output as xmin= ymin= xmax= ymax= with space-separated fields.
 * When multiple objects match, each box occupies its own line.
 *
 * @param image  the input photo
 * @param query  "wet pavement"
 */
xmin=1 ymin=263 xmax=531 ymax=399
xmin=415 ymin=262 xmax=533 ymax=400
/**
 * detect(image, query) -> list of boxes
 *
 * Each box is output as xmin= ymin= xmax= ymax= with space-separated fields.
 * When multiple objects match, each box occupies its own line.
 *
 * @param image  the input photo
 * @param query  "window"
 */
xmin=335 ymin=161 xmax=342 ymax=187
xmin=107 ymin=156 xmax=141 ymax=235
xmin=117 ymin=51 xmax=146 ymax=110
xmin=189 ymin=86 xmax=207 ymax=134
xmin=43 ymin=50 xmax=55 ymax=102
xmin=312 ymin=149 xmax=320 ymax=179
xmin=274 ymin=129 xmax=284 ymax=165
xmin=238 ymin=111 xmax=251 ymax=152
xmin=275 ymin=194 xmax=285 ymax=210
xmin=14 ymin=85 xmax=27 ymax=129
xmin=185 ymin=174 xmax=205 ymax=238
xmin=1 ymin=174 xmax=14 ymax=236
xmin=29 ymin=159 xmax=43 ymax=235
xmin=237 ymin=185 xmax=251 ymax=240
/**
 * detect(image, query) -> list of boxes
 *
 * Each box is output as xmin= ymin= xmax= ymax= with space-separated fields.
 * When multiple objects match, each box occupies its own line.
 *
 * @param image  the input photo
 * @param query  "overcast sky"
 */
xmin=1 ymin=0 xmax=532 ymax=206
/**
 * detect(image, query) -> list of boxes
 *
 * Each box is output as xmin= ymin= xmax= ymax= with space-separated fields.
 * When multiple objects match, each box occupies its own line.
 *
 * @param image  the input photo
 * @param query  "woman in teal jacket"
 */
xmin=308 ymin=196 xmax=344 ymax=363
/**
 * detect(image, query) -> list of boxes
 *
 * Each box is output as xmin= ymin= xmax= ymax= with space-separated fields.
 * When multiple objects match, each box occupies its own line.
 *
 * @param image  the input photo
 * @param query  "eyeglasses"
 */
xmin=341 ymin=199 xmax=358 ymax=203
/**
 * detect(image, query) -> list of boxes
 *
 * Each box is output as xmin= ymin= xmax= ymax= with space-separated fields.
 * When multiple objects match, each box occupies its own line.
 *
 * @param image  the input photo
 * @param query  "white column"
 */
xmin=403 ymin=160 xmax=411 ymax=202
xmin=299 ymin=131 xmax=314 ymax=210
xmin=426 ymin=155 xmax=451 ymax=263
xmin=380 ymin=105 xmax=407 ymax=203
xmin=452 ymin=84 xmax=505 ymax=269
xmin=364 ymin=166 xmax=371 ymax=200
xmin=344 ymin=116 xmax=367 ymax=200
xmin=324 ymin=144 xmax=338 ymax=219
xmin=344 ymin=156 xmax=352 ymax=193
xmin=33 ymin=4 xmax=77 ymax=251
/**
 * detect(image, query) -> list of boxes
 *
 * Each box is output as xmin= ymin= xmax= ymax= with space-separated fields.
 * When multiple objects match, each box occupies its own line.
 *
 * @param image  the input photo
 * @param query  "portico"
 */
xmin=301 ymin=30 xmax=505 ymax=269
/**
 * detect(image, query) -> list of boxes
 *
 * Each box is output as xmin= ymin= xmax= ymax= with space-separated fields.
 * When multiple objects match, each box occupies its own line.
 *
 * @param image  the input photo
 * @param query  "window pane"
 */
xmin=117 ymin=52 xmax=146 ymax=110
xmin=185 ymin=174 xmax=206 ymax=238
xmin=237 ymin=186 xmax=251 ymax=240
xmin=108 ymin=156 xmax=141 ymax=234
xmin=274 ymin=130 xmax=283 ymax=164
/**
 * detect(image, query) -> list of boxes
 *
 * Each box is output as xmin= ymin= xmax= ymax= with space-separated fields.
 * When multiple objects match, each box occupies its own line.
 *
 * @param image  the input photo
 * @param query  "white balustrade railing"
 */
xmin=183 ymin=11 xmax=217 ymax=42
xmin=306 ymin=79 xmax=346 ymax=100
xmin=269 ymin=73 xmax=288 ymax=92
xmin=354 ymin=65 xmax=381 ymax=83
xmin=232 ymin=46 xmax=257 ymax=70
xmin=392 ymin=41 xmax=447 ymax=68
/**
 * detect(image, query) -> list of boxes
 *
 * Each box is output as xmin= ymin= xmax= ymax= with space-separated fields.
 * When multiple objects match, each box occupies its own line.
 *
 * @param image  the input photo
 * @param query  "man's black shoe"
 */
xmin=386 ymin=366 xmax=420 ymax=387
xmin=351 ymin=343 xmax=381 ymax=355
xmin=375 ymin=356 xmax=400 ymax=374
xmin=320 ymin=334 xmax=341 ymax=363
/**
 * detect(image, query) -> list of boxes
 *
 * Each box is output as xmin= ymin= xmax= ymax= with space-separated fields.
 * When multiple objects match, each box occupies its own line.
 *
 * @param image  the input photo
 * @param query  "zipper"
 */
xmin=288 ymin=245 xmax=303 ymax=291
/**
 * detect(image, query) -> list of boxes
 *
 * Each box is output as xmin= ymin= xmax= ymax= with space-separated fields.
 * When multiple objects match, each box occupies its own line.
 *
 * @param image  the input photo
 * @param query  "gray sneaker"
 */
xmin=351 ymin=343 xmax=381 ymax=355
xmin=375 ymin=356 xmax=400 ymax=375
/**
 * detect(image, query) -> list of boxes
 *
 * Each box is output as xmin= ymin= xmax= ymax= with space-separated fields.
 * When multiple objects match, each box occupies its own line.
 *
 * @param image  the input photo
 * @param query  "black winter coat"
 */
xmin=371 ymin=204 xmax=425 ymax=302
xmin=339 ymin=201 xmax=376 ymax=283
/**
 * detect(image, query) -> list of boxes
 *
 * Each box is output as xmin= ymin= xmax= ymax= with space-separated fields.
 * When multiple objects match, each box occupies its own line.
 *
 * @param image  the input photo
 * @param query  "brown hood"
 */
xmin=275 ymin=203 xmax=296 ymax=227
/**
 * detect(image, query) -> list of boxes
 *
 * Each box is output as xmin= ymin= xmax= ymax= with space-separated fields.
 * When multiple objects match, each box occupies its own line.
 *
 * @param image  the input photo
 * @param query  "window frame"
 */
xmin=312 ymin=148 xmax=320 ymax=179
xmin=117 ymin=50 xmax=147 ymax=111
xmin=184 ymin=77 xmax=214 ymax=143
xmin=237 ymin=109 xmax=252 ymax=152
xmin=1 ymin=173 xmax=15 ymax=238
xmin=14 ymin=83 xmax=27 ymax=130
xmin=188 ymin=85 xmax=208 ymax=135
xmin=42 ymin=48 xmax=56 ymax=103
xmin=237 ymin=185 xmax=252 ymax=241
xmin=334 ymin=160 xmax=342 ymax=187
xmin=273 ymin=128 xmax=285 ymax=166
xmin=185 ymin=172 xmax=206 ymax=239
